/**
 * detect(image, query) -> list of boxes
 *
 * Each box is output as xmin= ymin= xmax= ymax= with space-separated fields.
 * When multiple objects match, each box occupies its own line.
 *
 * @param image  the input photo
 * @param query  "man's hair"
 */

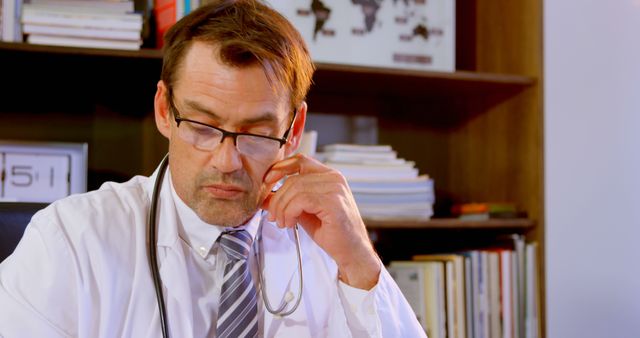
xmin=161 ymin=0 xmax=315 ymax=109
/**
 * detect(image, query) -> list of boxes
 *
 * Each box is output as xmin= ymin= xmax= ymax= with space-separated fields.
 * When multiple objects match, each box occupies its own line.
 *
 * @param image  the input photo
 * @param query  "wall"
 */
xmin=544 ymin=1 xmax=640 ymax=337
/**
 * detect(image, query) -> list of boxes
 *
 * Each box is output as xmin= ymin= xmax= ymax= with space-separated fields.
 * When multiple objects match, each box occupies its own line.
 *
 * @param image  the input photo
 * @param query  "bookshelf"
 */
xmin=0 ymin=0 xmax=544 ymax=334
xmin=364 ymin=218 xmax=535 ymax=230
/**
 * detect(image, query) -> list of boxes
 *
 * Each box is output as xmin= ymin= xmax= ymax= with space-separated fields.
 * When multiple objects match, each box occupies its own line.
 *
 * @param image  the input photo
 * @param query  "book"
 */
xmin=353 ymin=191 xmax=434 ymax=205
xmin=23 ymin=24 xmax=141 ymax=41
xmin=348 ymin=176 xmax=433 ymax=194
xmin=501 ymin=250 xmax=514 ymax=338
xmin=24 ymin=0 xmax=135 ymax=13
xmin=388 ymin=263 xmax=428 ymax=332
xmin=464 ymin=255 xmax=474 ymax=338
xmin=22 ymin=7 xmax=143 ymax=31
xmin=390 ymin=261 xmax=446 ymax=338
xmin=2 ymin=0 xmax=21 ymax=42
xmin=488 ymin=252 xmax=501 ymax=338
xmin=154 ymin=0 xmax=176 ymax=48
xmin=358 ymin=203 xmax=433 ymax=221
xmin=413 ymin=254 xmax=467 ymax=338
xmin=318 ymin=149 xmax=399 ymax=162
xmin=322 ymin=143 xmax=394 ymax=153
xmin=325 ymin=160 xmax=416 ymax=169
xmin=326 ymin=162 xmax=419 ymax=180
xmin=24 ymin=1 xmax=135 ymax=14
xmin=467 ymin=251 xmax=490 ymax=338
xmin=452 ymin=202 xmax=521 ymax=221
xmin=525 ymin=243 xmax=539 ymax=338
xmin=27 ymin=34 xmax=142 ymax=50
xmin=513 ymin=235 xmax=526 ymax=338
xmin=452 ymin=202 xmax=517 ymax=215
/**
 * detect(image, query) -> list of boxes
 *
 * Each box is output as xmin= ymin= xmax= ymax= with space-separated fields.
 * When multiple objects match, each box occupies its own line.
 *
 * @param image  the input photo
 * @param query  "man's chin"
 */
xmin=194 ymin=199 xmax=259 ymax=227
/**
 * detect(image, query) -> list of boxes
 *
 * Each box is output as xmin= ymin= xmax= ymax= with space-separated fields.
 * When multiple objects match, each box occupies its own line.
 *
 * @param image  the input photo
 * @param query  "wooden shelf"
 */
xmin=0 ymin=42 xmax=164 ymax=59
xmin=0 ymin=42 xmax=535 ymax=101
xmin=312 ymin=61 xmax=535 ymax=100
xmin=365 ymin=218 xmax=535 ymax=230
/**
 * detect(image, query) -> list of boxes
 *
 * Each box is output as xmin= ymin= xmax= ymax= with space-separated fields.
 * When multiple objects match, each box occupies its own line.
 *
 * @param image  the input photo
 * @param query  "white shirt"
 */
xmin=169 ymin=174 xmax=262 ymax=337
xmin=0 ymin=164 xmax=426 ymax=338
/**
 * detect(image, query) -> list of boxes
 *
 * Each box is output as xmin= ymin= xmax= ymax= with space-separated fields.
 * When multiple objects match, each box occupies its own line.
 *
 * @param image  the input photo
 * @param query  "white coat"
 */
xmin=0 ymin=165 xmax=426 ymax=338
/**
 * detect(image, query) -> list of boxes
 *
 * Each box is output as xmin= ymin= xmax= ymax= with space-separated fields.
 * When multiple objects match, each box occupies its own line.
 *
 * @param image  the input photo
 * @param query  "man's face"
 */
xmin=155 ymin=42 xmax=304 ymax=227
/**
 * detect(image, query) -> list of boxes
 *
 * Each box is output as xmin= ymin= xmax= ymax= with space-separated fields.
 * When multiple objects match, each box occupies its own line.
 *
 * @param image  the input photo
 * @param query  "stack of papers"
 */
xmin=317 ymin=143 xmax=434 ymax=221
xmin=21 ymin=0 xmax=143 ymax=50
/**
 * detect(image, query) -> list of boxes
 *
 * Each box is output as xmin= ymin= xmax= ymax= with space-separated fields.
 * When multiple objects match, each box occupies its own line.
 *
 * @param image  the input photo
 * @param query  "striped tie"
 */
xmin=216 ymin=230 xmax=258 ymax=338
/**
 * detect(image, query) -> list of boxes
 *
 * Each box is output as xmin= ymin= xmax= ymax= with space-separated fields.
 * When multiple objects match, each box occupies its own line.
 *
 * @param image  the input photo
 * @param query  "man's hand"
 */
xmin=262 ymin=154 xmax=381 ymax=290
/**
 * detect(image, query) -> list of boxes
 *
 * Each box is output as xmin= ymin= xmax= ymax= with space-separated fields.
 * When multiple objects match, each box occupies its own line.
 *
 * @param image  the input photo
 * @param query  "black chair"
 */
xmin=0 ymin=202 xmax=48 ymax=262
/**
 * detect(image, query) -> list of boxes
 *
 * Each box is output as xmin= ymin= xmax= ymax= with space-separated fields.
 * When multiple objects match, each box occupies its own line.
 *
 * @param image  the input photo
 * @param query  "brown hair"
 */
xmin=161 ymin=0 xmax=315 ymax=109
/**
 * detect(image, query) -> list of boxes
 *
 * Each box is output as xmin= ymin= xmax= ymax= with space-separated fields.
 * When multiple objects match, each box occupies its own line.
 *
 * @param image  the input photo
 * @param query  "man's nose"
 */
xmin=209 ymin=136 xmax=243 ymax=173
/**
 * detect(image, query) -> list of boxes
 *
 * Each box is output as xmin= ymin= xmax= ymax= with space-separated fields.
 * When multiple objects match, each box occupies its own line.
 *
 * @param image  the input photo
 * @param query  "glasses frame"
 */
xmin=168 ymin=95 xmax=298 ymax=150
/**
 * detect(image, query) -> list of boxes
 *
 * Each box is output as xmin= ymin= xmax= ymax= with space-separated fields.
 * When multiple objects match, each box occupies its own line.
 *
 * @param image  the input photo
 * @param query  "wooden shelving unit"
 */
xmin=0 ymin=42 xmax=534 ymax=99
xmin=0 ymin=0 xmax=544 ymax=333
xmin=364 ymin=218 xmax=535 ymax=230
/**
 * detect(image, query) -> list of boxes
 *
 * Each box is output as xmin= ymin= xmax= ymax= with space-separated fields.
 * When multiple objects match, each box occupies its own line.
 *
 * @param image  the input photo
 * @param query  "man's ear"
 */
xmin=154 ymin=80 xmax=172 ymax=139
xmin=284 ymin=101 xmax=308 ymax=157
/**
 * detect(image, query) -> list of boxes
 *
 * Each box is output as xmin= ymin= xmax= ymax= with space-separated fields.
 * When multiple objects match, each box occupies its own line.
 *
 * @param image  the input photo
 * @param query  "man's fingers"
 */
xmin=262 ymin=191 xmax=274 ymax=210
xmin=263 ymin=154 xmax=329 ymax=184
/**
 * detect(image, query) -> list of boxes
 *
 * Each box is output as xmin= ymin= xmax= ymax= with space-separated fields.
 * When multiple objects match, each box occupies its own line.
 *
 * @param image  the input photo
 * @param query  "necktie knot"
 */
xmin=219 ymin=230 xmax=252 ymax=262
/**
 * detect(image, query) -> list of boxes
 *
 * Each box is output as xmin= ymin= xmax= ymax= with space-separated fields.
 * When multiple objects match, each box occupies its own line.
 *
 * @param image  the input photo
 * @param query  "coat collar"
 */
xmin=144 ymin=161 xmax=306 ymax=330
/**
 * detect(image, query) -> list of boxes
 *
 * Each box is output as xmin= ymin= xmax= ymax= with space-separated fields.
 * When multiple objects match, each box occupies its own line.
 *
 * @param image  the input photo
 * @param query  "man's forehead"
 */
xmin=179 ymin=41 xmax=291 ymax=97
xmin=173 ymin=42 xmax=291 ymax=121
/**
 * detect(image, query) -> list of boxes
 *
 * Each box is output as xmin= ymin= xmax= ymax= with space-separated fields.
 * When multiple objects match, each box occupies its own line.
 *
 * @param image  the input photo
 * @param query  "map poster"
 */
xmin=268 ymin=0 xmax=455 ymax=72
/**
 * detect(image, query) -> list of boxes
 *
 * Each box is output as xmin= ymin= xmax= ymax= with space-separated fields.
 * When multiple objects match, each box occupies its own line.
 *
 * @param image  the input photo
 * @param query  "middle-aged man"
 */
xmin=0 ymin=1 xmax=427 ymax=337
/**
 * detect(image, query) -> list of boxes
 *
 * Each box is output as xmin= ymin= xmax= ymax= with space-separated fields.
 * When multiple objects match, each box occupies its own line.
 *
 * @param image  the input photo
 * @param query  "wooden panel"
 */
xmin=475 ymin=0 xmax=543 ymax=76
xmin=475 ymin=0 xmax=545 ymax=335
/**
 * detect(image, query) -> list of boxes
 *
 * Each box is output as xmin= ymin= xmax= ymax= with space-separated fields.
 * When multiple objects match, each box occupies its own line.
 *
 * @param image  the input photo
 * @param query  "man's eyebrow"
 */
xmin=183 ymin=99 xmax=223 ymax=122
xmin=183 ymin=99 xmax=282 ymax=126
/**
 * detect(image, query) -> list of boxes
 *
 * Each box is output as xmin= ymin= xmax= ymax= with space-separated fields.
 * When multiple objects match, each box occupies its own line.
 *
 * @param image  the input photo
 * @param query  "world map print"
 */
xmin=268 ymin=0 xmax=454 ymax=72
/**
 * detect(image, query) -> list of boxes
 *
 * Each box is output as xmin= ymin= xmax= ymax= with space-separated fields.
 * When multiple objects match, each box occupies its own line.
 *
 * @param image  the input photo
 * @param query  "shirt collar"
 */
xmin=168 ymin=172 xmax=261 ymax=257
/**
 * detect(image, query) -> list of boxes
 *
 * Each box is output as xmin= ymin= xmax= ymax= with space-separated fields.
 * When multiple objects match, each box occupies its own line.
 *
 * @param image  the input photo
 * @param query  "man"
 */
xmin=0 ymin=1 xmax=425 ymax=337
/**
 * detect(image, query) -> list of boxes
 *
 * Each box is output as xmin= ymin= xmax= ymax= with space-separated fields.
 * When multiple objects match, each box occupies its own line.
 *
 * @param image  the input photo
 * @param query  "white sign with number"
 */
xmin=4 ymin=153 xmax=71 ymax=203
xmin=0 ymin=141 xmax=87 ymax=203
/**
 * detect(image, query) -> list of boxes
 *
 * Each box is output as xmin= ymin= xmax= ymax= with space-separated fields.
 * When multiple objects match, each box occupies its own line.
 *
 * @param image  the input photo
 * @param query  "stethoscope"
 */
xmin=148 ymin=154 xmax=304 ymax=338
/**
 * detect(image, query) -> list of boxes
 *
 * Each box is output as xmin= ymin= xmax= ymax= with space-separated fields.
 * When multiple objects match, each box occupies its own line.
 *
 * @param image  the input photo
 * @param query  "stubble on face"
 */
xmin=185 ymin=166 xmax=272 ymax=227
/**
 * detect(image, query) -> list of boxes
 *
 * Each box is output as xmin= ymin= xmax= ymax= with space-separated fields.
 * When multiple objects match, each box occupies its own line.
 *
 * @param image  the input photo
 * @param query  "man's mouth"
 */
xmin=203 ymin=184 xmax=245 ymax=199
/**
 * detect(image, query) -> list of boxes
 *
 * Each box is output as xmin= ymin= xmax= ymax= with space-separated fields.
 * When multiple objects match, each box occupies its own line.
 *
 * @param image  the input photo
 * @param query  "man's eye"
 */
xmin=246 ymin=127 xmax=274 ymax=137
xmin=189 ymin=123 xmax=215 ymax=136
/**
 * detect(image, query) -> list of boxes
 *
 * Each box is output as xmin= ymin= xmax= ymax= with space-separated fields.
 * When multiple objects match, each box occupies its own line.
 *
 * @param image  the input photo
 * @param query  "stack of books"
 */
xmin=451 ymin=202 xmax=522 ymax=221
xmin=21 ymin=0 xmax=143 ymax=50
xmin=317 ymin=143 xmax=434 ymax=221
xmin=388 ymin=235 xmax=540 ymax=338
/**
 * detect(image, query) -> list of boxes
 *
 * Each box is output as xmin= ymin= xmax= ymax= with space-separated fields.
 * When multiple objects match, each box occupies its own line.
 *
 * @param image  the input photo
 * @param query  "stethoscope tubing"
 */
xmin=255 ymin=221 xmax=304 ymax=317
xmin=148 ymin=155 xmax=303 ymax=338
xmin=148 ymin=154 xmax=171 ymax=338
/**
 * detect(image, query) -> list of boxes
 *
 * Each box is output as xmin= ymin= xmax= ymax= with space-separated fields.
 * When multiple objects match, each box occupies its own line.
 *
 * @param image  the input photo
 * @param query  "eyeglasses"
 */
xmin=169 ymin=97 xmax=297 ymax=163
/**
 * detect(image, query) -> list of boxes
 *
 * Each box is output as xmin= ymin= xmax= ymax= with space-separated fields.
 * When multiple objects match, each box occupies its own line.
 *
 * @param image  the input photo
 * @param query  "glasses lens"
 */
xmin=237 ymin=135 xmax=281 ymax=161
xmin=178 ymin=120 xmax=222 ymax=150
